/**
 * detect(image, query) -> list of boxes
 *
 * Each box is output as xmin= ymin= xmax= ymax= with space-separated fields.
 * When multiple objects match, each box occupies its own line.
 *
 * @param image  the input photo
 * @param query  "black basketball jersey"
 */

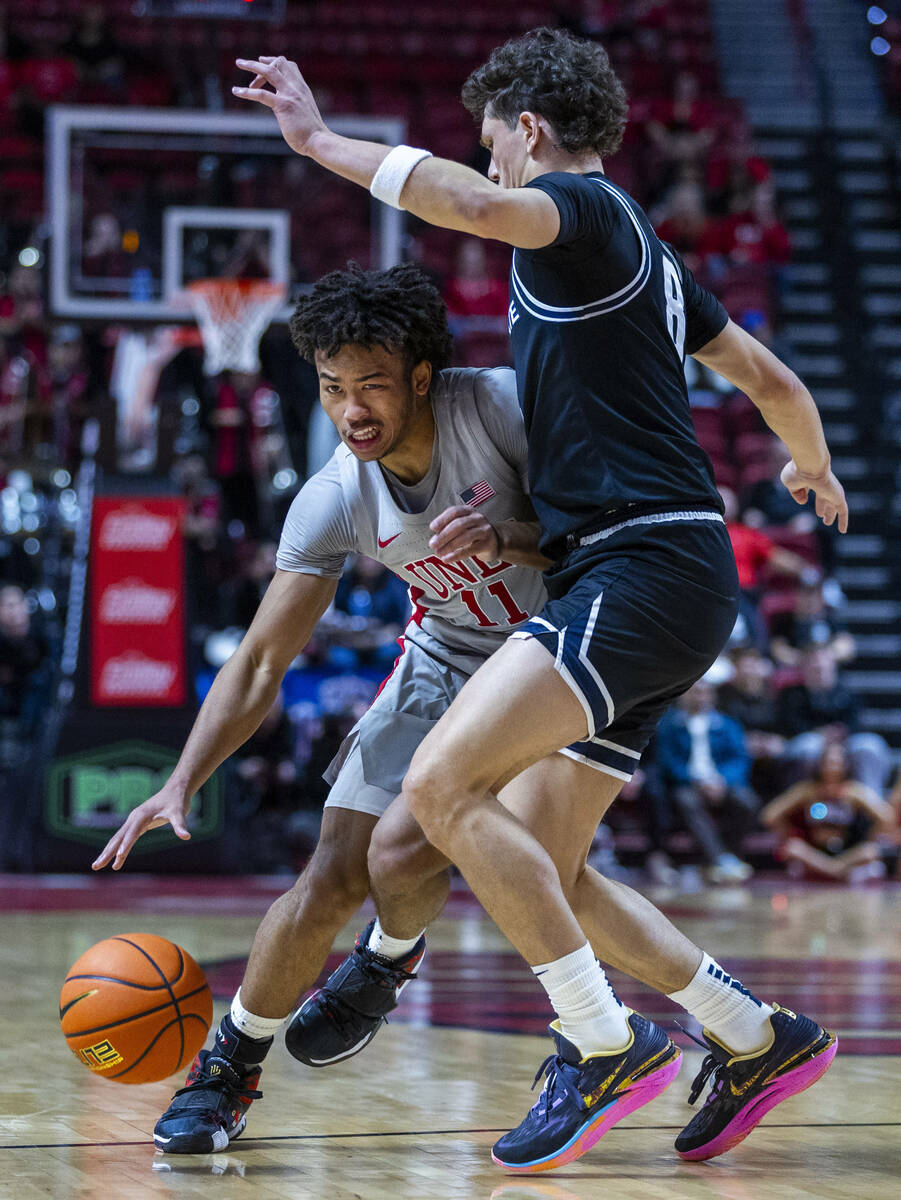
xmin=508 ymin=170 xmax=728 ymax=552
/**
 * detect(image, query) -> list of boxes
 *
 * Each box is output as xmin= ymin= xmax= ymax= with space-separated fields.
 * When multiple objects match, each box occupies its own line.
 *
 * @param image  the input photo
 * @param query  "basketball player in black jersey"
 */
xmin=235 ymin=29 xmax=846 ymax=1172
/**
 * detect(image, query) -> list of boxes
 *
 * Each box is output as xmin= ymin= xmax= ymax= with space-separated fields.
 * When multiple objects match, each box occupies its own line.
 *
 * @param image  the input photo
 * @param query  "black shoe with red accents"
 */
xmin=285 ymin=919 xmax=425 ymax=1067
xmin=153 ymin=1015 xmax=270 ymax=1154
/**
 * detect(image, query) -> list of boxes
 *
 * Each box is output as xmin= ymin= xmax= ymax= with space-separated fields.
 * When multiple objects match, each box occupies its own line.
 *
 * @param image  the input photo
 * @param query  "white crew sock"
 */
xmin=366 ymin=917 xmax=424 ymax=961
xmin=532 ymin=943 xmax=631 ymax=1057
xmin=668 ymin=952 xmax=775 ymax=1055
xmin=229 ymin=989 xmax=287 ymax=1041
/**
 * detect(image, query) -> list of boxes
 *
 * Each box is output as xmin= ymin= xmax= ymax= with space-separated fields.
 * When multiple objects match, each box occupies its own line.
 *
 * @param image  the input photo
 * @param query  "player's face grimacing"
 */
xmin=316 ymin=343 xmax=434 ymax=480
xmin=481 ymin=111 xmax=535 ymax=190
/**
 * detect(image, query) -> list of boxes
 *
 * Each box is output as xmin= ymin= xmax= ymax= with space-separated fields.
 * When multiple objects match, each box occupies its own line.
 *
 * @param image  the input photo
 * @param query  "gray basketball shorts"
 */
xmin=324 ymin=637 xmax=628 ymax=818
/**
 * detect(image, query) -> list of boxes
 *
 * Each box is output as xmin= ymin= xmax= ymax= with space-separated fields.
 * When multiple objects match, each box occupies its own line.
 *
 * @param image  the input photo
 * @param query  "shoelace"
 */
xmin=320 ymin=990 xmax=367 ymax=1037
xmin=173 ymin=1058 xmax=263 ymax=1104
xmin=317 ymin=953 xmax=418 ymax=1031
xmin=687 ymin=1053 xmax=726 ymax=1106
xmin=678 ymin=1026 xmax=727 ymax=1107
xmin=528 ymin=1054 xmax=583 ymax=1123
xmin=358 ymin=947 xmax=421 ymax=989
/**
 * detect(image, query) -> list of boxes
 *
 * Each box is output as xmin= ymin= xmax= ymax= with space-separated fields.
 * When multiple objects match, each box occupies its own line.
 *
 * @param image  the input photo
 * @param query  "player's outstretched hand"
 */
xmin=780 ymin=460 xmax=849 ymax=533
xmin=92 ymin=786 xmax=191 ymax=872
xmin=232 ymin=56 xmax=327 ymax=156
xmin=429 ymin=505 xmax=500 ymax=564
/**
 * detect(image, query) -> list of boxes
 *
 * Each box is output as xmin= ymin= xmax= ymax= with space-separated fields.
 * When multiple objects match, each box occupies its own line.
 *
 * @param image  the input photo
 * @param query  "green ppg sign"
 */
xmin=45 ymin=740 xmax=222 ymax=850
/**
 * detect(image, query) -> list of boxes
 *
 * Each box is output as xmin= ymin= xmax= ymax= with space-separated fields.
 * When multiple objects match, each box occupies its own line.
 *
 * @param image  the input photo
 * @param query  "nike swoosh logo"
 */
xmin=59 ymin=988 xmax=99 ymax=1019
xmin=730 ymin=1062 xmax=770 ymax=1096
xmin=378 ymin=533 xmax=401 ymax=548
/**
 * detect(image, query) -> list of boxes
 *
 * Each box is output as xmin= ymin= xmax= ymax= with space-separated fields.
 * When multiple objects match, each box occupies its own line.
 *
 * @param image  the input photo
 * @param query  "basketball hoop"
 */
xmin=184 ymin=279 xmax=286 ymax=376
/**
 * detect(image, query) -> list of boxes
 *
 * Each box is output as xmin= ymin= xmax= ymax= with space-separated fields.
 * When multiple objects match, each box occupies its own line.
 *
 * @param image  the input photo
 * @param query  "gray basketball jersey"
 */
xmin=276 ymin=367 xmax=548 ymax=672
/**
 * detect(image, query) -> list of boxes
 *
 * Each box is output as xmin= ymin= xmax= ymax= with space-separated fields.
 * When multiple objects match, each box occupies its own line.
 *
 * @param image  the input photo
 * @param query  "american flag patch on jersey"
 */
xmin=460 ymin=480 xmax=496 ymax=506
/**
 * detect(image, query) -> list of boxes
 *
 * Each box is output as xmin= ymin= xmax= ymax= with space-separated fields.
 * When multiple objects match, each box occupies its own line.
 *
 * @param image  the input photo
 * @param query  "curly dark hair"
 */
xmin=289 ymin=262 xmax=453 ymax=372
xmin=461 ymin=27 xmax=628 ymax=159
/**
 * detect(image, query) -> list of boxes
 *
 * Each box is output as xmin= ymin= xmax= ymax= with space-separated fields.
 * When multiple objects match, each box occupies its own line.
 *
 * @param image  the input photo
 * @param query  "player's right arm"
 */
xmin=428 ymin=367 xmax=551 ymax=568
xmin=691 ymin=319 xmax=848 ymax=534
xmin=231 ymin=57 xmax=560 ymax=249
xmin=92 ymin=568 xmax=336 ymax=870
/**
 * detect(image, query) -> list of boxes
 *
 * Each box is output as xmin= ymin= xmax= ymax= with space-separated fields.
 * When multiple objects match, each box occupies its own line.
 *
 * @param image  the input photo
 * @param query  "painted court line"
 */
xmin=4 ymin=1122 xmax=900 ymax=1151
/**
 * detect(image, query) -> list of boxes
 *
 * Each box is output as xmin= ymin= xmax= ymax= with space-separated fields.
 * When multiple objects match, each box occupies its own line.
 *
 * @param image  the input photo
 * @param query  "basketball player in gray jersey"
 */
xmin=281 ymin=361 xmax=546 ymax=674
xmin=94 ymin=264 xmax=696 ymax=1154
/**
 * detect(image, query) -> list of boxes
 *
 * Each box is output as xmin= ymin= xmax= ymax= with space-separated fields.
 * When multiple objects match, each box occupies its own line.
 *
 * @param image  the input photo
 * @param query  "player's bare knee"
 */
xmin=402 ymin=760 xmax=457 ymax=842
xmin=367 ymin=818 xmax=445 ymax=893
xmin=367 ymin=833 xmax=416 ymax=896
xmin=296 ymin=841 xmax=370 ymax=916
xmin=560 ymin=859 xmax=589 ymax=899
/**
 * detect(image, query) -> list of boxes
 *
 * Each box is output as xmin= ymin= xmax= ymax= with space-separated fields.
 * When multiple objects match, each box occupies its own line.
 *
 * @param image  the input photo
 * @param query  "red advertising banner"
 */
xmin=89 ymin=497 xmax=187 ymax=707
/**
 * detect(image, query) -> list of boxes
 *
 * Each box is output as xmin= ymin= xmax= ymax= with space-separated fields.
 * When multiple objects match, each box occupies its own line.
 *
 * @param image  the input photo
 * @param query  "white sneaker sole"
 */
xmin=153 ymin=1114 xmax=246 ymax=1154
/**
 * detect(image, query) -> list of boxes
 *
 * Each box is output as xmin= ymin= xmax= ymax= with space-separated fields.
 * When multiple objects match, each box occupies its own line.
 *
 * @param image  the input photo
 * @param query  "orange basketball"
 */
xmin=60 ymin=933 xmax=213 ymax=1085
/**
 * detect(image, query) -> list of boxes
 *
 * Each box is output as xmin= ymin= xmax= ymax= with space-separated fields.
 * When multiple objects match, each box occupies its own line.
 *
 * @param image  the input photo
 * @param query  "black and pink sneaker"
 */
xmin=675 ymin=1004 xmax=837 ymax=1161
xmin=285 ymin=919 xmax=425 ymax=1068
xmin=492 ymin=1014 xmax=682 ymax=1173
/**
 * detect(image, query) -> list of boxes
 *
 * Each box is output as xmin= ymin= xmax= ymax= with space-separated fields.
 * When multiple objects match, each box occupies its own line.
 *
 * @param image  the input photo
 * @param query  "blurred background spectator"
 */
xmin=776 ymin=645 xmax=893 ymax=795
xmin=769 ymin=579 xmax=856 ymax=668
xmin=656 ymin=679 xmax=759 ymax=884
xmin=0 ymin=581 xmax=50 ymax=734
xmin=220 ymin=541 xmax=279 ymax=632
xmin=64 ymin=5 xmax=126 ymax=98
xmin=652 ymin=179 xmax=715 ymax=273
xmin=717 ymin=646 xmax=786 ymax=799
xmin=232 ymin=691 xmax=303 ymax=872
xmin=644 ymin=70 xmax=716 ymax=203
xmin=442 ymin=237 xmax=510 ymax=367
xmin=207 ymin=369 xmax=266 ymax=539
xmin=443 ymin=238 xmax=508 ymax=323
xmin=315 ymin=555 xmax=410 ymax=671
xmin=720 ymin=484 xmax=819 ymax=652
xmin=762 ymin=743 xmax=895 ymax=882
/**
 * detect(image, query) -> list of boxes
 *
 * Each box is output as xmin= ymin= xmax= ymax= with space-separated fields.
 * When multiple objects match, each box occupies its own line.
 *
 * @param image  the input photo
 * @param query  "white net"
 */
xmin=185 ymin=279 xmax=286 ymax=375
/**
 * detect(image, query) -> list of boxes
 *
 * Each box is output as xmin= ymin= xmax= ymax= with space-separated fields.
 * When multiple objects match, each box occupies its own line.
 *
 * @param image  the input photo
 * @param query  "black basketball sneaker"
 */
xmin=285 ymin=919 xmax=425 ymax=1067
xmin=153 ymin=1015 xmax=269 ymax=1154
xmin=675 ymin=1004 xmax=838 ymax=1161
xmin=492 ymin=1014 xmax=682 ymax=1173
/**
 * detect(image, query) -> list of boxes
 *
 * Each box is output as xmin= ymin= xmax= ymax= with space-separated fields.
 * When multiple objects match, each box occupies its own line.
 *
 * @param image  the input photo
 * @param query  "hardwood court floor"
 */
xmin=1 ymin=874 xmax=899 ymax=1199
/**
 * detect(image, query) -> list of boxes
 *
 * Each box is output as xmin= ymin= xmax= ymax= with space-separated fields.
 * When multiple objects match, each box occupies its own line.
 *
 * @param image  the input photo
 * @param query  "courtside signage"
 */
xmin=45 ymin=740 xmax=221 ymax=849
xmin=90 ymin=497 xmax=187 ymax=707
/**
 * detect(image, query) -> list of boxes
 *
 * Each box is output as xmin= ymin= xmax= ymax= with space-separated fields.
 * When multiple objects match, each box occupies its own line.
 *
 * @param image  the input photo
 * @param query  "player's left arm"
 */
xmin=429 ymin=506 xmax=551 ymax=569
xmin=692 ymin=319 xmax=849 ymax=533
xmin=232 ymin=56 xmax=560 ymax=249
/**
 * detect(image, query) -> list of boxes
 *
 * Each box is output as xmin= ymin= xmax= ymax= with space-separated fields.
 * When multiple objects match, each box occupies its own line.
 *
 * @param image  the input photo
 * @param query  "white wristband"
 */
xmin=369 ymin=145 xmax=433 ymax=209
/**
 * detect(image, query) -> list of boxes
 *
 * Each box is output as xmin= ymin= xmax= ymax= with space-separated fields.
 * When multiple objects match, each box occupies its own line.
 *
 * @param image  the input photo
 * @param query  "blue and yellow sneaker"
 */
xmin=153 ymin=1017 xmax=268 ymax=1154
xmin=285 ymin=919 xmax=425 ymax=1067
xmin=492 ymin=1013 xmax=682 ymax=1173
xmin=675 ymin=1004 xmax=837 ymax=1161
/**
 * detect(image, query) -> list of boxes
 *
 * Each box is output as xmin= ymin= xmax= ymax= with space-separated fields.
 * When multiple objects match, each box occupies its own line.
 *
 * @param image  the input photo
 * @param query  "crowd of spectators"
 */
xmin=0 ymin=2 xmax=794 ymax=366
xmin=0 ymin=0 xmax=897 ymax=876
